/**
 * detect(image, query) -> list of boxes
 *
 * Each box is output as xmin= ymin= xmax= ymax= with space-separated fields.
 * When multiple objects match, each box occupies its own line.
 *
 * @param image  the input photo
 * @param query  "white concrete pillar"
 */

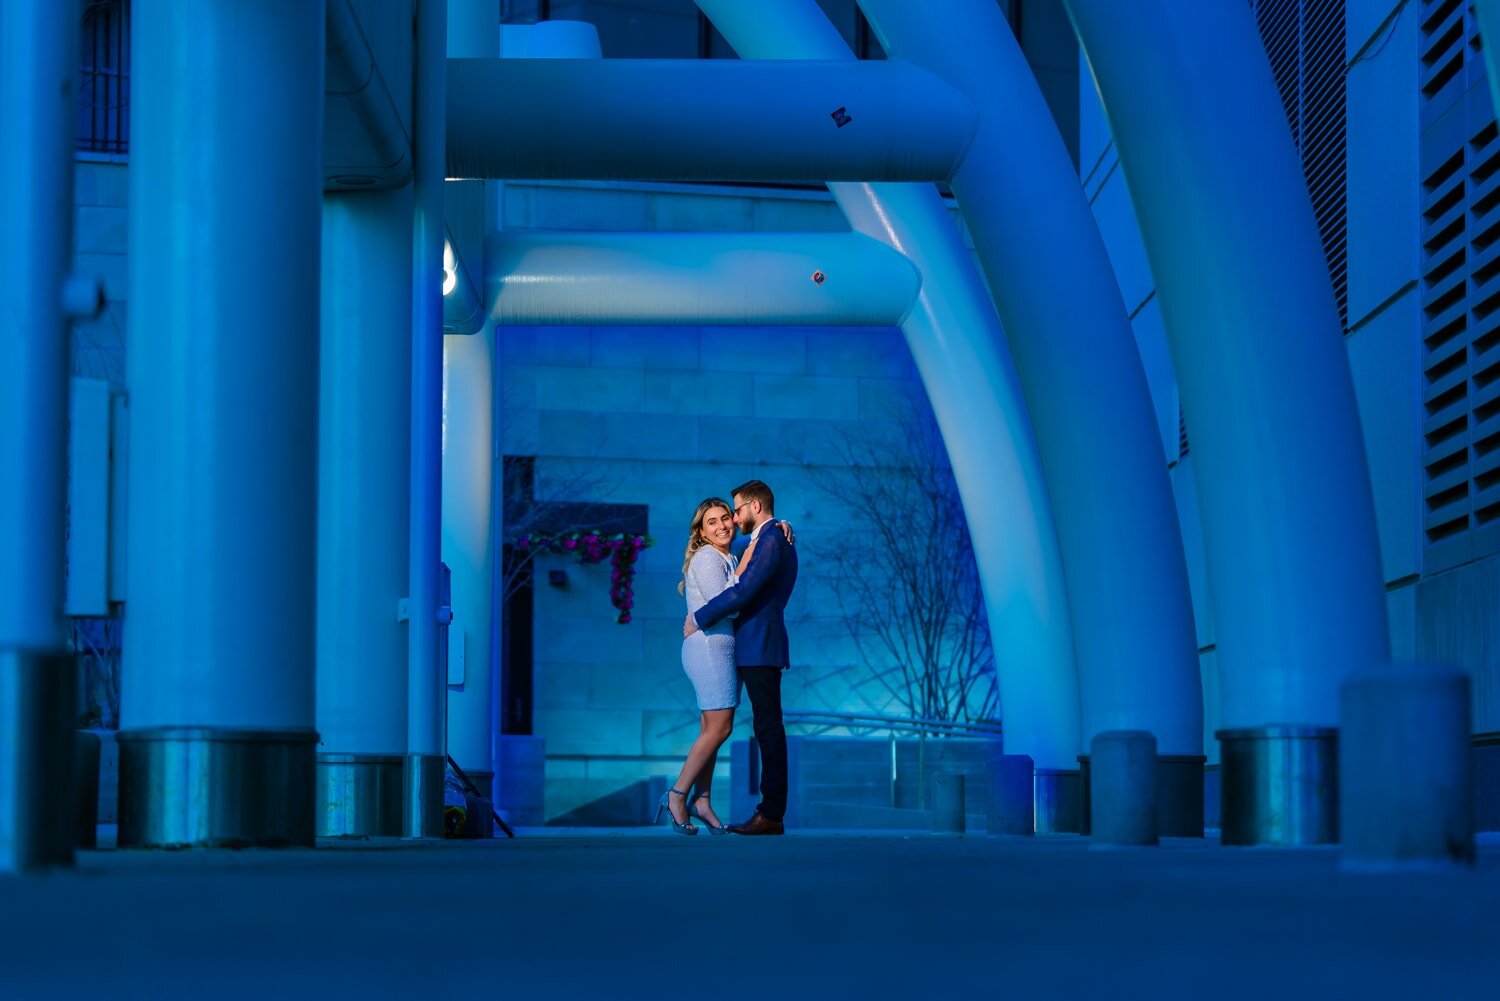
xmin=317 ymin=187 xmax=414 ymax=836
xmin=120 ymin=0 xmax=325 ymax=847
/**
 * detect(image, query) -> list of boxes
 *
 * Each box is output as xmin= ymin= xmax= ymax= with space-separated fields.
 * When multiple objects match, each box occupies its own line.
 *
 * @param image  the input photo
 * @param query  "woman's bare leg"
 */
xmin=691 ymin=744 xmax=724 ymax=828
xmin=671 ymin=709 xmax=734 ymax=825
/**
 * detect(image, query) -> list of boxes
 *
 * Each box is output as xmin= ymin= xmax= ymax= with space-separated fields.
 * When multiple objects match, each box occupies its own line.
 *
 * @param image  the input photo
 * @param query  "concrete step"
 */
xmin=798 ymin=799 xmax=986 ymax=832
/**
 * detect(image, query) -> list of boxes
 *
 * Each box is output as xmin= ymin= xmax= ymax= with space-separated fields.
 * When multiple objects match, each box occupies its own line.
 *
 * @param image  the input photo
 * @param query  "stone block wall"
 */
xmin=497 ymin=181 xmax=984 ymax=823
xmin=72 ymin=160 xmax=129 ymax=385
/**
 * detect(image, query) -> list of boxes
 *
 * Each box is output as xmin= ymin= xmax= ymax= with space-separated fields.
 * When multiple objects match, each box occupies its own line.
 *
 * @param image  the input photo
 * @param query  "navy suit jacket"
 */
xmin=692 ymin=519 xmax=799 ymax=668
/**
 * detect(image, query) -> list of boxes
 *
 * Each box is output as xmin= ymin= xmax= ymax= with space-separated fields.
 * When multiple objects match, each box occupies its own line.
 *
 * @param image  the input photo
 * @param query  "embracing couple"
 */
xmin=657 ymin=479 xmax=799 ymax=836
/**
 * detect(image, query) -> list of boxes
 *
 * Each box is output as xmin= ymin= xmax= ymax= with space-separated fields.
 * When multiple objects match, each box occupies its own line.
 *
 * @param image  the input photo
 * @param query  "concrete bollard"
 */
xmin=1341 ymin=662 xmax=1473 ymax=869
xmin=987 ymin=754 xmax=1035 ymax=835
xmin=1091 ymin=731 xmax=1158 ymax=846
xmin=932 ymin=772 xmax=965 ymax=835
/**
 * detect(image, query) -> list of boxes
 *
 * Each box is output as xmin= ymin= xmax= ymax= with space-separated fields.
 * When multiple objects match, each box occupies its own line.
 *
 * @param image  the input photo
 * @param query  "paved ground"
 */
xmin=3 ymin=828 xmax=1499 ymax=999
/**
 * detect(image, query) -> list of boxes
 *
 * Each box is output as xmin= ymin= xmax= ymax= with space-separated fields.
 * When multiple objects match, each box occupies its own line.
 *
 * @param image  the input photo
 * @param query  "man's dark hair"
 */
xmin=732 ymin=479 xmax=775 ymax=515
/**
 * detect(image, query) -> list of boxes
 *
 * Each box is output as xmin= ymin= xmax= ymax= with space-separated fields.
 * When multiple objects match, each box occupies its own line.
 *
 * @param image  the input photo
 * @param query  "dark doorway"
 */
xmin=501 ymin=454 xmax=648 ymax=736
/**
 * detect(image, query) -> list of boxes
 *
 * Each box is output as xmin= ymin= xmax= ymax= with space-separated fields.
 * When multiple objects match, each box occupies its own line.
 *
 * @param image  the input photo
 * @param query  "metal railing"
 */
xmin=782 ymin=709 xmax=1001 ymax=739
xmin=766 ymin=710 xmax=1004 ymax=810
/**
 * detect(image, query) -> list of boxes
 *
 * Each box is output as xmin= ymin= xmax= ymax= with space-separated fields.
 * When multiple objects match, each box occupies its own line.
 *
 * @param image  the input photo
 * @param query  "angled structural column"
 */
xmin=857 ymin=0 xmax=1204 ymax=835
xmin=697 ymin=0 xmax=1084 ymax=809
xmin=0 ymin=0 xmax=80 ymax=872
xmin=317 ymin=186 xmax=414 ymax=837
xmin=120 ymin=0 xmax=325 ymax=847
xmin=1064 ymin=0 xmax=1390 ymax=844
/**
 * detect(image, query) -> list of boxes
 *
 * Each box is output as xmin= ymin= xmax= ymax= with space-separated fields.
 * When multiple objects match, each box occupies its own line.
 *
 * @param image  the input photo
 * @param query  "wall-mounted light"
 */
xmin=443 ymin=241 xmax=458 ymax=296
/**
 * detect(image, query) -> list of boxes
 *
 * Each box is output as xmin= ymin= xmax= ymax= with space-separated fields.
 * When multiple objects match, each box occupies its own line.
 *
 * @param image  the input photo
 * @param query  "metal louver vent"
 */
xmin=1252 ymin=0 xmax=1350 ymax=329
xmin=1417 ymin=0 xmax=1500 ymax=569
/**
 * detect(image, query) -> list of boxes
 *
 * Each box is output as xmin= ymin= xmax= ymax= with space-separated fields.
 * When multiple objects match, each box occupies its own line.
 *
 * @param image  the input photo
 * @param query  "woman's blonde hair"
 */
xmin=679 ymin=496 xmax=733 ymax=595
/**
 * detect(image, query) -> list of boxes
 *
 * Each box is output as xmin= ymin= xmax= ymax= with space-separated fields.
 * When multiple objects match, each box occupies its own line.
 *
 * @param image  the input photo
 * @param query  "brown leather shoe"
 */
xmin=727 ymin=811 xmax=785 ymax=836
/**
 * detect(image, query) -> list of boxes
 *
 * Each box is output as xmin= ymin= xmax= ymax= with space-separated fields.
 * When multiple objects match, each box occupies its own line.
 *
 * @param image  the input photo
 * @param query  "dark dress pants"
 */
xmin=741 ymin=665 xmax=788 ymax=821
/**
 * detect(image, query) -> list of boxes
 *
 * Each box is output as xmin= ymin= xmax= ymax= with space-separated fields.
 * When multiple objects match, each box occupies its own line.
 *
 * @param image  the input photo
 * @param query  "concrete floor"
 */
xmin=3 ymin=829 xmax=1499 ymax=999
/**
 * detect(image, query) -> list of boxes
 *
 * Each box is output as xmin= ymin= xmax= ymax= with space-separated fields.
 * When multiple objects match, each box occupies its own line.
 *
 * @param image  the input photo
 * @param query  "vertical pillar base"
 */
xmin=1158 ymin=754 xmax=1206 ymax=838
xmin=1033 ymin=767 xmax=1081 ymax=834
xmin=117 ymin=727 xmax=316 ymax=848
xmin=0 ymin=649 xmax=76 ymax=872
xmin=316 ymin=753 xmax=404 ymax=837
xmin=402 ymin=753 xmax=446 ymax=838
xmin=1080 ymin=752 xmax=1205 ymax=837
xmin=1217 ymin=726 xmax=1337 ymax=846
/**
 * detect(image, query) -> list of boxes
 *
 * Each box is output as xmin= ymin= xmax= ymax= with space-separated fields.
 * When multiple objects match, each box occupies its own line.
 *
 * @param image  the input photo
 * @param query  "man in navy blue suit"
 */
xmin=684 ymin=479 xmax=799 ymax=835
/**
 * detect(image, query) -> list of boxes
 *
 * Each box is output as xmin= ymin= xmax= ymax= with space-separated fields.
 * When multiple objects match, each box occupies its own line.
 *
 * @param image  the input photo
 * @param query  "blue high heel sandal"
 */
xmin=689 ymin=792 xmax=729 ymax=835
xmin=655 ymin=787 xmax=698 ymax=835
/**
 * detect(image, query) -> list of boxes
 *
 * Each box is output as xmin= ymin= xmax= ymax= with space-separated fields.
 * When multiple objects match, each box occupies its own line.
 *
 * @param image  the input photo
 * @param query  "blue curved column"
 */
xmin=121 ymin=0 xmax=325 ymax=847
xmin=317 ymin=188 xmax=414 ymax=837
xmin=697 ymin=0 xmax=1082 ymax=773
xmin=855 ymin=1 xmax=1201 ymax=766
xmin=0 ymin=0 xmax=79 ymax=871
xmin=1065 ymin=1 xmax=1388 ymax=840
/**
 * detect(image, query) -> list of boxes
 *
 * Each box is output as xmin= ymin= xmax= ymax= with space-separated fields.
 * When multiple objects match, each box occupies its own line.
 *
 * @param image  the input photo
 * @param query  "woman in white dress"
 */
xmin=657 ymin=496 xmax=790 ymax=835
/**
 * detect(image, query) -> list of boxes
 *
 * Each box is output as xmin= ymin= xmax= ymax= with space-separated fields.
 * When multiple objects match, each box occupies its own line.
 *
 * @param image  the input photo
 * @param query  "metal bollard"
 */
xmin=932 ymin=772 xmax=965 ymax=835
xmin=1091 ymin=730 xmax=1158 ymax=846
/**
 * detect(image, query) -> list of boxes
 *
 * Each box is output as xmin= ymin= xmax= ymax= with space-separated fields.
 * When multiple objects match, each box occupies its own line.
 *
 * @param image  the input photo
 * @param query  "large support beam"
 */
xmin=485 ymin=231 xmax=921 ymax=326
xmin=324 ymin=0 xmax=412 ymax=190
xmin=120 ymin=0 xmax=325 ymax=848
xmin=0 ymin=0 xmax=80 ymax=872
xmin=1064 ymin=0 xmax=1390 ymax=844
xmin=445 ymin=58 xmax=977 ymax=182
xmin=856 ymin=0 xmax=1203 ymax=831
xmin=316 ymin=187 xmax=414 ymax=838
xmin=697 ymin=1 xmax=1083 ymax=784
xmin=405 ymin=0 xmax=448 ymax=840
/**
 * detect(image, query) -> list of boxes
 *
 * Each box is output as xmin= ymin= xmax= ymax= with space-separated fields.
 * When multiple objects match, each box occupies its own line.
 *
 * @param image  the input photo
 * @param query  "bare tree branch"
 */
xmin=806 ymin=407 xmax=999 ymax=725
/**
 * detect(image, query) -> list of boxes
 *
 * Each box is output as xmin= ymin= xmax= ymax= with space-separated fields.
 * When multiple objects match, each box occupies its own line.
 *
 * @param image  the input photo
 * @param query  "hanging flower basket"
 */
xmin=512 ymin=531 xmax=654 ymax=623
